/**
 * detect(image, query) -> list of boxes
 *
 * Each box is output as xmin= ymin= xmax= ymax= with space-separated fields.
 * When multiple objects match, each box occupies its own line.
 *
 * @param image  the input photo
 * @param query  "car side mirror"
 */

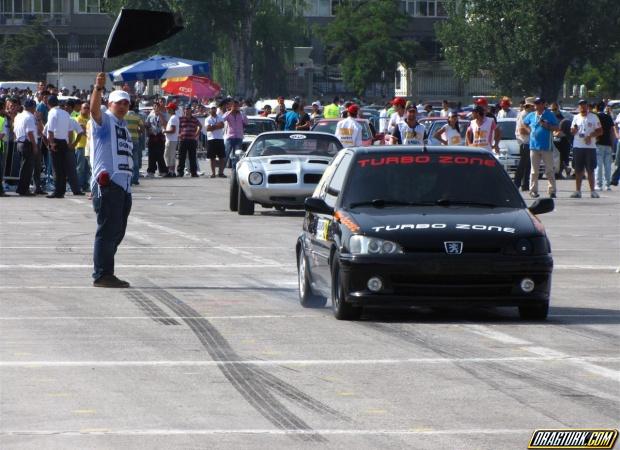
xmin=234 ymin=149 xmax=244 ymax=158
xmin=528 ymin=198 xmax=554 ymax=215
xmin=304 ymin=197 xmax=334 ymax=215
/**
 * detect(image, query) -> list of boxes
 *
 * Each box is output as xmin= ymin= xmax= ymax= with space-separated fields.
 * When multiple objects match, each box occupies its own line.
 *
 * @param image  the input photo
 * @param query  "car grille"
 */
xmin=390 ymin=274 xmax=514 ymax=297
xmin=303 ymin=174 xmax=322 ymax=184
xmin=268 ymin=174 xmax=297 ymax=184
xmin=403 ymin=245 xmax=501 ymax=254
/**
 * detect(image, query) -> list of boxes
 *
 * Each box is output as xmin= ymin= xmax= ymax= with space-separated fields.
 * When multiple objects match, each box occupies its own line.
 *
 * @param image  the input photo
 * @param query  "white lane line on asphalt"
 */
xmin=0 ymin=314 xmax=313 ymax=321
xmin=0 ymin=282 xmax=298 ymax=289
xmin=460 ymin=325 xmax=620 ymax=382
xmin=0 ymin=428 xmax=532 ymax=436
xmin=0 ymin=263 xmax=287 ymax=269
xmin=0 ymin=246 xmax=289 ymax=249
xmin=526 ymin=346 xmax=620 ymax=382
xmin=461 ymin=325 xmax=531 ymax=345
xmin=555 ymin=264 xmax=618 ymax=270
xmin=2 ymin=356 xmax=619 ymax=367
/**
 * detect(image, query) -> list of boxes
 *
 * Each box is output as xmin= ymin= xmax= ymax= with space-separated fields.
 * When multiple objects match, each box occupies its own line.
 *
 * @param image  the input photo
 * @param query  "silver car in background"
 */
xmin=229 ymin=132 xmax=343 ymax=215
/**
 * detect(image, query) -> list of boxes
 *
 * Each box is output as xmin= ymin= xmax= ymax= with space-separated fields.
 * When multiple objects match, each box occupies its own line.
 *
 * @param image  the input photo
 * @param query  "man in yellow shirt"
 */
xmin=125 ymin=102 xmax=145 ymax=185
xmin=323 ymin=97 xmax=341 ymax=119
xmin=74 ymin=102 xmax=91 ymax=192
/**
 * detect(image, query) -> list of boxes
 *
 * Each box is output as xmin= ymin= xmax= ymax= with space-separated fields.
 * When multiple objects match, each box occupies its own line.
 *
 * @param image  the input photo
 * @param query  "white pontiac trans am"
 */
xmin=229 ymin=131 xmax=343 ymax=215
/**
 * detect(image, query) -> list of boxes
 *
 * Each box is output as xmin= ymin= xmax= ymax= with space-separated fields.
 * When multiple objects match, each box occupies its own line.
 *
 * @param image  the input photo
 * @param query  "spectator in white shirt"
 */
xmin=13 ymin=99 xmax=39 ymax=196
xmin=335 ymin=104 xmax=363 ymax=148
xmin=46 ymin=96 xmax=85 ymax=197
xmin=497 ymin=98 xmax=517 ymax=119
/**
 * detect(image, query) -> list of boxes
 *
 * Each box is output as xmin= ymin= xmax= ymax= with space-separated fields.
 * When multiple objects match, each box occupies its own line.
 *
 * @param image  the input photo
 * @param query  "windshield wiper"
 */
xmin=348 ymin=199 xmax=435 ymax=208
xmin=435 ymin=198 xmax=499 ymax=208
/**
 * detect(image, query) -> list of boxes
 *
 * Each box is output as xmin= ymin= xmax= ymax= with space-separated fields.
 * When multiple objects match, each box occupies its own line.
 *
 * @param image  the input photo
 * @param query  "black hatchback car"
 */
xmin=296 ymin=146 xmax=554 ymax=320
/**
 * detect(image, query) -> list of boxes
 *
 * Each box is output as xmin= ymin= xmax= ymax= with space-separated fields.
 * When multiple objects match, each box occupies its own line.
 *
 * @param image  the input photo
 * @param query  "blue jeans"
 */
xmin=225 ymin=137 xmax=243 ymax=168
xmin=595 ymin=145 xmax=612 ymax=188
xmin=75 ymin=148 xmax=91 ymax=191
xmin=92 ymin=182 xmax=132 ymax=281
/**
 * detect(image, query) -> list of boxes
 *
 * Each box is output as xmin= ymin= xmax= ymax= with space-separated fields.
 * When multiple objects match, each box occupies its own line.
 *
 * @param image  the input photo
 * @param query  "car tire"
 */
xmin=518 ymin=302 xmax=549 ymax=321
xmin=237 ymin=184 xmax=255 ymax=215
xmin=229 ymin=171 xmax=239 ymax=212
xmin=331 ymin=259 xmax=361 ymax=320
xmin=297 ymin=247 xmax=327 ymax=308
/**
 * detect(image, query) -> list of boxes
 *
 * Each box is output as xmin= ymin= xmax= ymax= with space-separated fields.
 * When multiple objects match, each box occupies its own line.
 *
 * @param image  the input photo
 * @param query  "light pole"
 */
xmin=47 ymin=29 xmax=60 ymax=89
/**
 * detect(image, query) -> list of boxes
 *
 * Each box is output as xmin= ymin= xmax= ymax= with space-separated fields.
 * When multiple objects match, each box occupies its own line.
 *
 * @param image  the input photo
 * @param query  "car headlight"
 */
xmin=248 ymin=172 xmax=263 ymax=185
xmin=349 ymin=235 xmax=403 ymax=255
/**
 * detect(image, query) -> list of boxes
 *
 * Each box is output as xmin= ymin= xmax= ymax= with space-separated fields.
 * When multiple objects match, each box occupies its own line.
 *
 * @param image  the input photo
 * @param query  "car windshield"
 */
xmin=497 ymin=121 xmax=516 ymax=140
xmin=343 ymin=152 xmax=524 ymax=209
xmin=244 ymin=119 xmax=276 ymax=135
xmin=248 ymin=134 xmax=343 ymax=157
xmin=312 ymin=121 xmax=372 ymax=140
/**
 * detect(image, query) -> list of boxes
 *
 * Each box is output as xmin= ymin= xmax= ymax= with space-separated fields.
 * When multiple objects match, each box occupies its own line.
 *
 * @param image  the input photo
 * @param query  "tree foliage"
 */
xmin=100 ymin=0 xmax=308 ymax=97
xmin=0 ymin=19 xmax=54 ymax=81
xmin=436 ymin=0 xmax=620 ymax=101
xmin=322 ymin=0 xmax=421 ymax=96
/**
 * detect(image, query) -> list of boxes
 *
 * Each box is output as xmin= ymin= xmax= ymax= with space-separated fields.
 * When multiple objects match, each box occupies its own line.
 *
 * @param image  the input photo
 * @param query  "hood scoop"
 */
xmin=270 ymin=159 xmax=292 ymax=164
xmin=308 ymin=159 xmax=329 ymax=164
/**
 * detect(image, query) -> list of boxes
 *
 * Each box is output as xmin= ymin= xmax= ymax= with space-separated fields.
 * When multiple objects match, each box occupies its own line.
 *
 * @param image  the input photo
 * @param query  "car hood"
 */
xmin=499 ymin=139 xmax=520 ymax=155
xmin=347 ymin=206 xmax=540 ymax=250
xmin=245 ymin=155 xmax=332 ymax=172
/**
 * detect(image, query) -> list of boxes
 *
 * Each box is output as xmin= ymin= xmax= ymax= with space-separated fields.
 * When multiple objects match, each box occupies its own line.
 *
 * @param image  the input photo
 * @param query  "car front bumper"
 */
xmin=242 ymin=184 xmax=318 ymax=208
xmin=338 ymin=253 xmax=552 ymax=307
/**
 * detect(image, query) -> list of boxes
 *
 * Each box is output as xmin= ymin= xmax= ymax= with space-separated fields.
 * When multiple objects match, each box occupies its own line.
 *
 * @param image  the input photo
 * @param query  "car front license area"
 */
xmin=338 ymin=253 xmax=552 ymax=307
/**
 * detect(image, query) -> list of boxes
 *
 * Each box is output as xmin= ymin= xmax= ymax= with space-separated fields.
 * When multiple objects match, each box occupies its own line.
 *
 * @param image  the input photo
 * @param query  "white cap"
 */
xmin=108 ymin=90 xmax=130 ymax=103
xmin=312 ymin=101 xmax=321 ymax=107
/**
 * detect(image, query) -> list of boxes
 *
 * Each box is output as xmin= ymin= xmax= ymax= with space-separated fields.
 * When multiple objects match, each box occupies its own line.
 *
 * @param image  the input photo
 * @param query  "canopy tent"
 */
xmin=161 ymin=76 xmax=221 ymax=99
xmin=109 ymin=55 xmax=210 ymax=83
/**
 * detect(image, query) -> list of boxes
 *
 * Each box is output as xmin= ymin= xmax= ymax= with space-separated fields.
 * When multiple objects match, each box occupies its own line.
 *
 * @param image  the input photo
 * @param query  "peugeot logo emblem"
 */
xmin=444 ymin=241 xmax=463 ymax=254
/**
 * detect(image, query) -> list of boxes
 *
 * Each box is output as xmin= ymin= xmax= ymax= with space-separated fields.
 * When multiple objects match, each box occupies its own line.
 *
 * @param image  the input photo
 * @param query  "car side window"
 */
xmin=324 ymin=152 xmax=352 ymax=208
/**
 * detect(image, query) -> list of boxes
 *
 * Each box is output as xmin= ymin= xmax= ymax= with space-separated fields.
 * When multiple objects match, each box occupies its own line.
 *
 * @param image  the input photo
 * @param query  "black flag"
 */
xmin=103 ymin=9 xmax=183 ymax=59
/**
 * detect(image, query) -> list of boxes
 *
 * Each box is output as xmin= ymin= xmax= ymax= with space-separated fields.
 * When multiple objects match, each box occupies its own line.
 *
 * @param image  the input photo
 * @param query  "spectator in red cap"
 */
xmin=392 ymin=106 xmax=425 ymax=145
xmin=497 ymin=97 xmax=517 ymax=119
xmin=335 ymin=104 xmax=362 ymax=148
xmin=387 ymin=97 xmax=407 ymax=140
xmin=163 ymin=102 xmax=179 ymax=177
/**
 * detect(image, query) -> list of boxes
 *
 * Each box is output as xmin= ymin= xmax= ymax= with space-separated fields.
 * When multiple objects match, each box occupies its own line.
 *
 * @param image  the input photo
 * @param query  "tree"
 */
xmin=0 ymin=19 xmax=54 ymax=81
xmin=321 ymin=0 xmax=421 ymax=97
xmin=436 ymin=0 xmax=620 ymax=101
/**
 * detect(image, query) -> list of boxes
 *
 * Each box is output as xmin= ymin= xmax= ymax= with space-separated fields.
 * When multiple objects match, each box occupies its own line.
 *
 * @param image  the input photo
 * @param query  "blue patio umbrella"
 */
xmin=108 ymin=55 xmax=210 ymax=83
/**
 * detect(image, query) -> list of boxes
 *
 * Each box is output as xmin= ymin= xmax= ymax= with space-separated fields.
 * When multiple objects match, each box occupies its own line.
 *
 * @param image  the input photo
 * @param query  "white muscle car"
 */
xmin=229 ymin=131 xmax=343 ymax=215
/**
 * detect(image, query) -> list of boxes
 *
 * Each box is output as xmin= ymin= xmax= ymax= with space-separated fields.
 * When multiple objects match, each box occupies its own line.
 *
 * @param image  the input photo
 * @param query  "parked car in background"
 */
xmin=496 ymin=118 xmax=520 ymax=173
xmin=242 ymin=116 xmax=277 ymax=151
xmin=311 ymin=118 xmax=380 ymax=147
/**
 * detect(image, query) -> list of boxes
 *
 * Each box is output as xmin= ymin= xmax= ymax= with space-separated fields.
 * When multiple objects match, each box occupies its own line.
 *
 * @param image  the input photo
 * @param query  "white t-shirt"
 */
xmin=206 ymin=114 xmax=224 ymax=140
xmin=46 ymin=106 xmax=73 ymax=140
xmin=438 ymin=124 xmax=462 ymax=145
xmin=468 ymin=117 xmax=496 ymax=151
xmin=387 ymin=111 xmax=405 ymax=135
xmin=439 ymin=108 xmax=450 ymax=118
xmin=335 ymin=117 xmax=362 ymax=148
xmin=165 ymin=114 xmax=180 ymax=142
xmin=395 ymin=120 xmax=425 ymax=145
xmin=515 ymin=109 xmax=529 ymax=144
xmin=379 ymin=108 xmax=389 ymax=133
xmin=497 ymin=109 xmax=517 ymax=119
xmin=571 ymin=113 xmax=601 ymax=149
xmin=13 ymin=110 xmax=38 ymax=142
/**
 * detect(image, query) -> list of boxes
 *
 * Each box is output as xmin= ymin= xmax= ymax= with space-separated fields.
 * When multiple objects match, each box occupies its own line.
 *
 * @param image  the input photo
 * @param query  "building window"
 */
xmin=407 ymin=0 xmax=447 ymax=18
xmin=75 ymin=0 xmax=100 ymax=13
xmin=395 ymin=70 xmax=401 ymax=90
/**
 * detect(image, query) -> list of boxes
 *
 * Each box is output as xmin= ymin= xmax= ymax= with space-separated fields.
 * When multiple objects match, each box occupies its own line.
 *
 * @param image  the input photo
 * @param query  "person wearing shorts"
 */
xmin=205 ymin=104 xmax=226 ymax=178
xmin=570 ymin=100 xmax=602 ymax=198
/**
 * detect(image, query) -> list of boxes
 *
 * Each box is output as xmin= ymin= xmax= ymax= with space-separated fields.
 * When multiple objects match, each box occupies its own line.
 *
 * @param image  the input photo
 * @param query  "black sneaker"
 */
xmin=46 ymin=193 xmax=64 ymax=198
xmin=73 ymin=191 xmax=85 ymax=196
xmin=218 ymin=173 xmax=227 ymax=178
xmin=93 ymin=274 xmax=130 ymax=288
xmin=529 ymin=192 xmax=540 ymax=198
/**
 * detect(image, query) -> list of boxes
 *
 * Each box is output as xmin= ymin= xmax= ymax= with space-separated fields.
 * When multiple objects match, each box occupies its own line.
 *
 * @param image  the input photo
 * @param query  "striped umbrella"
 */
xmin=108 ymin=55 xmax=210 ymax=83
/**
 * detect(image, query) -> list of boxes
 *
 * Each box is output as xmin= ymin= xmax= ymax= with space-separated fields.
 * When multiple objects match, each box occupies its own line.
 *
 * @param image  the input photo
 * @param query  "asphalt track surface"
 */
xmin=0 ymin=173 xmax=618 ymax=450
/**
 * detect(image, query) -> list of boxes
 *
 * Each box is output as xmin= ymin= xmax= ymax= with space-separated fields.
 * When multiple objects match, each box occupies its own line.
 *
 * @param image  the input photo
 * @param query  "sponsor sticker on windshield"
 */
xmin=289 ymin=134 xmax=307 ymax=140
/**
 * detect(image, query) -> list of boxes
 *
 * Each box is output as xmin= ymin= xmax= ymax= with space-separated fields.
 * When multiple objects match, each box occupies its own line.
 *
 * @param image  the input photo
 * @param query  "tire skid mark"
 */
xmin=364 ymin=322 xmax=618 ymax=425
xmin=123 ymin=290 xmax=181 ymax=326
xmin=143 ymin=282 xmax=345 ymax=442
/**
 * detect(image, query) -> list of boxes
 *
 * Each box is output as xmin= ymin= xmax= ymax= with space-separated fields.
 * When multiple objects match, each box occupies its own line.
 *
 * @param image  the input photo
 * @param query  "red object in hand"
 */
xmin=97 ymin=171 xmax=110 ymax=186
